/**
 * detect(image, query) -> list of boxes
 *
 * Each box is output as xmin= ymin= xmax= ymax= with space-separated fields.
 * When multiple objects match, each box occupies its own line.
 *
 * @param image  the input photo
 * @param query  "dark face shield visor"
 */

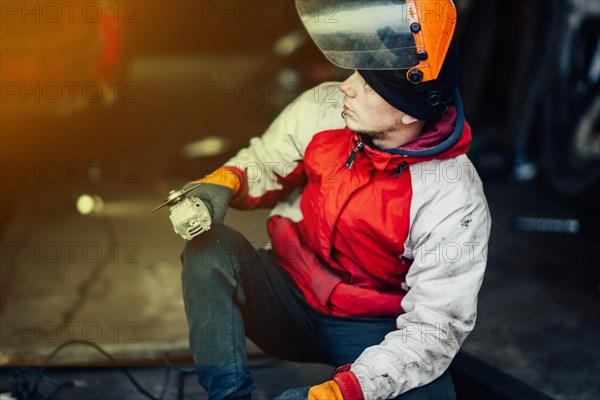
xmin=296 ymin=0 xmax=419 ymax=70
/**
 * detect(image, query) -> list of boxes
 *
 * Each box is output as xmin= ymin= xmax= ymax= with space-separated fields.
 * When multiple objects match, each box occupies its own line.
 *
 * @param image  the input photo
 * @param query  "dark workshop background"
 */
xmin=1 ymin=1 xmax=599 ymax=399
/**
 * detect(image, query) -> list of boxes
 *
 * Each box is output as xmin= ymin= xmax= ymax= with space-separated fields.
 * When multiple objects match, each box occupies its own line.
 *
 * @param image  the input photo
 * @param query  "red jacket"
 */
xmin=220 ymin=83 xmax=490 ymax=399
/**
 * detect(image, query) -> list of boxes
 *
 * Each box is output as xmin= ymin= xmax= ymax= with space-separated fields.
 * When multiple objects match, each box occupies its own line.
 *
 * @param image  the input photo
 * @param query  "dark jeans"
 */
xmin=181 ymin=225 xmax=455 ymax=400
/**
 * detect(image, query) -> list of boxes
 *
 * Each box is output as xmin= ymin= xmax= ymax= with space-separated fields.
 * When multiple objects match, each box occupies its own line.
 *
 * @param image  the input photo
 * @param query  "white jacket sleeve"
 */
xmin=224 ymin=82 xmax=345 ymax=209
xmin=350 ymin=156 xmax=491 ymax=399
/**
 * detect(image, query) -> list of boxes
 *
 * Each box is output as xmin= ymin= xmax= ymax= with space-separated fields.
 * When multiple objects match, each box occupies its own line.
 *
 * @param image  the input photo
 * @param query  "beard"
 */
xmin=345 ymin=118 xmax=389 ymax=140
xmin=351 ymin=129 xmax=388 ymax=140
xmin=344 ymin=110 xmax=406 ymax=143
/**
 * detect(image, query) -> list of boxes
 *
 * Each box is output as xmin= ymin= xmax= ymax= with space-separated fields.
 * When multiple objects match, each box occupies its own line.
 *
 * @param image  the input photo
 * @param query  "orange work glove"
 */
xmin=184 ymin=167 xmax=241 ymax=224
xmin=308 ymin=380 xmax=344 ymax=400
xmin=190 ymin=166 xmax=241 ymax=193
xmin=273 ymin=366 xmax=363 ymax=400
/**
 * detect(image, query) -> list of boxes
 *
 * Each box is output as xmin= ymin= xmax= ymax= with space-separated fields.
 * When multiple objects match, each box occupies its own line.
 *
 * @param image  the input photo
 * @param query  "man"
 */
xmin=180 ymin=1 xmax=491 ymax=399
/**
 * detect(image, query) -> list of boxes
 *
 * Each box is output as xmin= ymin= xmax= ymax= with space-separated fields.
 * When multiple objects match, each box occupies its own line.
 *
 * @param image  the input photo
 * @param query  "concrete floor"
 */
xmin=461 ymin=181 xmax=600 ymax=400
xmin=1 ymin=54 xmax=599 ymax=400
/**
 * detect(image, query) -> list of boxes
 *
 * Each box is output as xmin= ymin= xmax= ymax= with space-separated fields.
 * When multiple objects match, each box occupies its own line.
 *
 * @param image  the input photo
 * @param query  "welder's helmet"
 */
xmin=296 ymin=0 xmax=456 ymax=82
xmin=296 ymin=0 xmax=460 ymax=120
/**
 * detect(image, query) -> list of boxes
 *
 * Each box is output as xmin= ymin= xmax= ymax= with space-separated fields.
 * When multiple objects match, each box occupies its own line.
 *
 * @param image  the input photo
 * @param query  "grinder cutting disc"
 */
xmin=151 ymin=184 xmax=202 ymax=213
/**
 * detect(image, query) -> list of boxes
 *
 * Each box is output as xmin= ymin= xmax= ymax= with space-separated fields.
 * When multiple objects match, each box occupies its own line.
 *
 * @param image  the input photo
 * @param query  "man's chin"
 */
xmin=349 ymin=127 xmax=387 ymax=141
xmin=345 ymin=120 xmax=364 ymax=135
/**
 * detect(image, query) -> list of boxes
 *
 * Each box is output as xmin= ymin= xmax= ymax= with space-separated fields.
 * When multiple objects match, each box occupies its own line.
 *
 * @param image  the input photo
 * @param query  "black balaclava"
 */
xmin=358 ymin=41 xmax=460 ymax=121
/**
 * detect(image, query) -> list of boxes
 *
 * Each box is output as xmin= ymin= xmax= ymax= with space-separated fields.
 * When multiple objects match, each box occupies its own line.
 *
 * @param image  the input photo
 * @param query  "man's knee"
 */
xmin=181 ymin=225 xmax=252 ymax=280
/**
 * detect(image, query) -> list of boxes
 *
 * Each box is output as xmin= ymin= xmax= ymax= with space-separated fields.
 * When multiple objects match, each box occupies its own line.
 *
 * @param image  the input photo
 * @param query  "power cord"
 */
xmin=8 ymin=339 xmax=283 ymax=399
xmin=9 ymin=340 xmax=170 ymax=400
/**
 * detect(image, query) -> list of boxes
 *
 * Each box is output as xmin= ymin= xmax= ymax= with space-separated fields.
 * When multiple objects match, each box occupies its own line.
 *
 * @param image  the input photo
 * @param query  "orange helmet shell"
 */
xmin=406 ymin=0 xmax=457 ymax=83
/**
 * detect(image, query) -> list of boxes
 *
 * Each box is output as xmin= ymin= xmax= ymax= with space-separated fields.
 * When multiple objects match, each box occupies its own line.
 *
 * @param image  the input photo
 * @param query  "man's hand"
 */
xmin=183 ymin=182 xmax=232 ymax=224
xmin=274 ymin=380 xmax=344 ymax=400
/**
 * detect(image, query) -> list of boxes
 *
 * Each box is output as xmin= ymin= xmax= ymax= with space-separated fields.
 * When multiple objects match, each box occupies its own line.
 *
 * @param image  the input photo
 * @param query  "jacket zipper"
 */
xmin=345 ymin=141 xmax=364 ymax=169
xmin=394 ymin=161 xmax=408 ymax=178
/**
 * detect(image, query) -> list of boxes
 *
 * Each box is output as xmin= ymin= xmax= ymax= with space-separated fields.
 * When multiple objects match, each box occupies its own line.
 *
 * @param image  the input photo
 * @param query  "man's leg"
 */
xmin=183 ymin=225 xmax=455 ymax=399
xmin=181 ymin=225 xmax=325 ymax=400
xmin=393 ymin=371 xmax=456 ymax=400
xmin=319 ymin=315 xmax=456 ymax=400
xmin=181 ymin=225 xmax=256 ymax=400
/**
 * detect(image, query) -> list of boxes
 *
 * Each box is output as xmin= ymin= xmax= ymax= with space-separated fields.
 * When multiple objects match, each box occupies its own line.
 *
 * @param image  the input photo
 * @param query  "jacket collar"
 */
xmin=345 ymin=92 xmax=471 ymax=174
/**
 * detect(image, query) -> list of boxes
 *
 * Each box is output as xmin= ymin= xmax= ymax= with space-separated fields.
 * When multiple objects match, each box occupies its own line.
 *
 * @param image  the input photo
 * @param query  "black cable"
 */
xmin=158 ymin=363 xmax=172 ymax=400
xmin=177 ymin=371 xmax=187 ymax=400
xmin=161 ymin=354 xmax=195 ymax=374
xmin=45 ymin=380 xmax=76 ymax=400
xmin=30 ymin=340 xmax=165 ymax=400
xmin=15 ymin=367 xmax=72 ymax=388
xmin=162 ymin=353 xmax=195 ymax=400
xmin=24 ymin=341 xmax=283 ymax=399
xmin=10 ymin=367 xmax=75 ymax=400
